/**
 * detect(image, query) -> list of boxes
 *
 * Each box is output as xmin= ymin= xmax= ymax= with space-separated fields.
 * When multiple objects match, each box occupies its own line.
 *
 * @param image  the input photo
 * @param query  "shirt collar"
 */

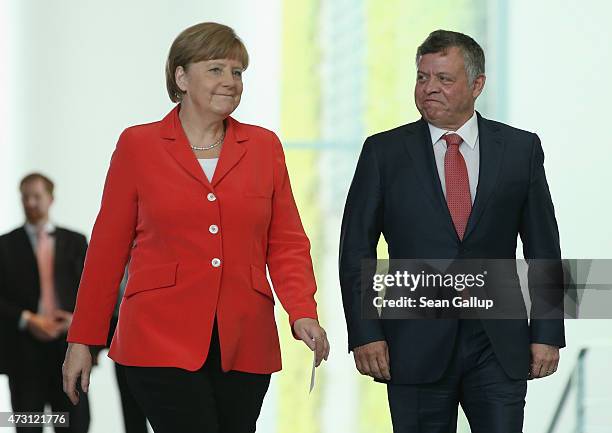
xmin=427 ymin=111 xmax=479 ymax=149
xmin=24 ymin=221 xmax=56 ymax=237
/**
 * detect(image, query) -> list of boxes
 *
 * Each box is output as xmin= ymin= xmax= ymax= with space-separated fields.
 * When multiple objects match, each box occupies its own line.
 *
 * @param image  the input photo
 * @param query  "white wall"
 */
xmin=505 ymin=1 xmax=612 ymax=431
xmin=0 ymin=1 xmax=25 ymax=230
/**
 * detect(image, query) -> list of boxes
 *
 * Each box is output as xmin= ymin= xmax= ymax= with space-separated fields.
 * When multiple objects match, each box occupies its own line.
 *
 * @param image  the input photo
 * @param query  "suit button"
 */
xmin=211 ymin=258 xmax=221 ymax=267
xmin=207 ymin=193 xmax=216 ymax=202
xmin=209 ymin=224 xmax=219 ymax=234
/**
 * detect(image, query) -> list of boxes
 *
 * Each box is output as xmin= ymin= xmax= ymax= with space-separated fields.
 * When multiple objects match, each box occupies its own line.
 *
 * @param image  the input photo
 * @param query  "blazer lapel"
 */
xmin=211 ymin=117 xmax=247 ymax=187
xmin=160 ymin=106 xmax=213 ymax=188
xmin=402 ymin=119 xmax=458 ymax=240
xmin=159 ymin=106 xmax=247 ymax=189
xmin=463 ymin=114 xmax=505 ymax=240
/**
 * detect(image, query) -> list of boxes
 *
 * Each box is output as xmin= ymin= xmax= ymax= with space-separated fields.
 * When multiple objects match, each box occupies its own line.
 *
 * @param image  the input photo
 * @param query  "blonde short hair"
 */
xmin=165 ymin=22 xmax=249 ymax=103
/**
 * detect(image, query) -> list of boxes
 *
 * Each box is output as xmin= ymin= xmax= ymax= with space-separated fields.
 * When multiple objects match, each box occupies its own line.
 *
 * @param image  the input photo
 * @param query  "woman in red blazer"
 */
xmin=62 ymin=22 xmax=329 ymax=433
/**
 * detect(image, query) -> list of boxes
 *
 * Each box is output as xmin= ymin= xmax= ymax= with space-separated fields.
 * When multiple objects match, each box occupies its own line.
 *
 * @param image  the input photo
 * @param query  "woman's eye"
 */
xmin=233 ymin=70 xmax=243 ymax=78
xmin=209 ymin=68 xmax=221 ymax=73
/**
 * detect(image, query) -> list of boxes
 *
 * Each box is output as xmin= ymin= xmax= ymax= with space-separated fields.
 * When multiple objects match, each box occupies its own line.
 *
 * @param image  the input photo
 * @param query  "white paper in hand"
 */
xmin=309 ymin=340 xmax=316 ymax=393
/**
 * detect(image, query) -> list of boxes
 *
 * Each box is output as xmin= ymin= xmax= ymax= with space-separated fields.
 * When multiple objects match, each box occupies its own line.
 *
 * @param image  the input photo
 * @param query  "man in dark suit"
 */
xmin=0 ymin=173 xmax=90 ymax=433
xmin=340 ymin=30 xmax=564 ymax=432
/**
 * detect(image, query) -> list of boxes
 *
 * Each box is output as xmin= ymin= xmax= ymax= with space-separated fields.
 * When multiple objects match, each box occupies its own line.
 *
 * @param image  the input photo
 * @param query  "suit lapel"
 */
xmin=53 ymin=228 xmax=64 ymax=278
xmin=16 ymin=227 xmax=38 ymax=273
xmin=402 ymin=119 xmax=458 ymax=240
xmin=211 ymin=117 xmax=247 ymax=187
xmin=463 ymin=114 xmax=505 ymax=240
xmin=52 ymin=228 xmax=72 ymax=309
xmin=159 ymin=106 xmax=247 ymax=189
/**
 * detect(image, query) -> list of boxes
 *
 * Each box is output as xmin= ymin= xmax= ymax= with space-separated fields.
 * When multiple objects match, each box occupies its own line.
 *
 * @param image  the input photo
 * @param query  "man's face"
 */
xmin=21 ymin=179 xmax=53 ymax=224
xmin=414 ymin=46 xmax=484 ymax=130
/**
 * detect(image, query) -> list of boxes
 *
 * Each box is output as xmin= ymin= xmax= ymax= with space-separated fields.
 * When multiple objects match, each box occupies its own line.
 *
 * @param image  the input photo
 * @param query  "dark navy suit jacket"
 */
xmin=339 ymin=112 xmax=565 ymax=384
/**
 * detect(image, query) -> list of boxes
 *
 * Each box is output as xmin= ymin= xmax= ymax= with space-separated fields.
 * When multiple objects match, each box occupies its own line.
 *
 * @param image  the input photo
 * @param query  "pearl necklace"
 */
xmin=190 ymin=130 xmax=225 ymax=151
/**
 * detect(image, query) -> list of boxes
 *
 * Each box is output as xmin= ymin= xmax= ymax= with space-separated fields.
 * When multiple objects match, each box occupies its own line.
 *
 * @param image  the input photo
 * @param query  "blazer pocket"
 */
xmin=244 ymin=188 xmax=273 ymax=198
xmin=251 ymin=265 xmax=275 ymax=304
xmin=124 ymin=262 xmax=178 ymax=298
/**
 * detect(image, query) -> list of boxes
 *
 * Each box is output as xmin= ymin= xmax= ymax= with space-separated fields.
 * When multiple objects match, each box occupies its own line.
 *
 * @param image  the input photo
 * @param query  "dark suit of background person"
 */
xmin=339 ymin=31 xmax=564 ymax=433
xmin=0 ymin=173 xmax=90 ymax=433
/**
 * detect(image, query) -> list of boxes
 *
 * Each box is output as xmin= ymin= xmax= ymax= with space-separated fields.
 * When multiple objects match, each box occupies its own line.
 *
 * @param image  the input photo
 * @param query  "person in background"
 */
xmin=62 ymin=22 xmax=329 ymax=433
xmin=0 ymin=173 xmax=90 ymax=433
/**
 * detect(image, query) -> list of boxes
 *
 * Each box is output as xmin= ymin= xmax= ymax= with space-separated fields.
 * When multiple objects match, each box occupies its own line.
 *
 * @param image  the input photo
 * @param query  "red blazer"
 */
xmin=67 ymin=106 xmax=318 ymax=374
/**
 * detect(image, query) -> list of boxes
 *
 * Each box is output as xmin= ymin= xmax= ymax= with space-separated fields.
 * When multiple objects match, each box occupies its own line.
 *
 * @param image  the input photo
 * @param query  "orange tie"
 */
xmin=36 ymin=228 xmax=56 ymax=316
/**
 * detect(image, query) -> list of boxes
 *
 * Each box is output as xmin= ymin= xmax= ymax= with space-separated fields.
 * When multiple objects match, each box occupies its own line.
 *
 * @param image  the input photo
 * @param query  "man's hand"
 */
xmin=25 ymin=313 xmax=64 ymax=341
xmin=529 ymin=343 xmax=560 ymax=379
xmin=52 ymin=310 xmax=73 ymax=333
xmin=353 ymin=340 xmax=391 ymax=381
xmin=293 ymin=318 xmax=330 ymax=367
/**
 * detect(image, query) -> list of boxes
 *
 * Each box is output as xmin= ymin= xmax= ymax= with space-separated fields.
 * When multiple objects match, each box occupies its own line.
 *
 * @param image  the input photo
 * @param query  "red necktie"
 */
xmin=36 ymin=228 xmax=57 ymax=316
xmin=443 ymin=133 xmax=471 ymax=240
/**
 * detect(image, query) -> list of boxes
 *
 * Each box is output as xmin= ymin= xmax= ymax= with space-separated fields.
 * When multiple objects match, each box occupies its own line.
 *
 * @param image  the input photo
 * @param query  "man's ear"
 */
xmin=472 ymin=74 xmax=486 ymax=99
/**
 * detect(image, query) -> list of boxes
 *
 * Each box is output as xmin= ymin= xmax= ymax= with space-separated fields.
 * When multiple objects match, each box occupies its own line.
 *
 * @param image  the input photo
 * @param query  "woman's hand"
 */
xmin=62 ymin=343 xmax=93 ymax=405
xmin=293 ymin=318 xmax=330 ymax=367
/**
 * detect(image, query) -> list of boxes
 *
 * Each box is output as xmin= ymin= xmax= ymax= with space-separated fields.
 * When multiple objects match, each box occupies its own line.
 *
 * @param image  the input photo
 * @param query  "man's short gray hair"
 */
xmin=416 ymin=30 xmax=485 ymax=85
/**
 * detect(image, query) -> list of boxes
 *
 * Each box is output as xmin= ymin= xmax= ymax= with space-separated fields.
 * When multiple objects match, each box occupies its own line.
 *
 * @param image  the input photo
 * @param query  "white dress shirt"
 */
xmin=428 ymin=111 xmax=480 ymax=204
xmin=24 ymin=220 xmax=56 ymax=251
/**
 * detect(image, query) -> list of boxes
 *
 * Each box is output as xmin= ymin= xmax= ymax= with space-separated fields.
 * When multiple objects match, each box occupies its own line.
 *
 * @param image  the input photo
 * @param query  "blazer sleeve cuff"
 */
xmin=347 ymin=319 xmax=386 ymax=352
xmin=288 ymin=308 xmax=318 ymax=340
xmin=66 ymin=319 xmax=111 ymax=347
xmin=530 ymin=319 xmax=566 ymax=348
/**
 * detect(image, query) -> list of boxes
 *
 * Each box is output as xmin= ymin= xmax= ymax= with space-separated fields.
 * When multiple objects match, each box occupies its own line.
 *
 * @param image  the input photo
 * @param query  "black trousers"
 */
xmin=387 ymin=320 xmax=527 ymax=433
xmin=8 ymin=334 xmax=90 ymax=433
xmin=123 ymin=322 xmax=271 ymax=433
xmin=108 ymin=316 xmax=148 ymax=433
xmin=114 ymin=363 xmax=148 ymax=433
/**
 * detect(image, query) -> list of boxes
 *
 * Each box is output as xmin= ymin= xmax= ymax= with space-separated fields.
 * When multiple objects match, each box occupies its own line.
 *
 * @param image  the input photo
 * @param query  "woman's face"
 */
xmin=176 ymin=58 xmax=244 ymax=118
